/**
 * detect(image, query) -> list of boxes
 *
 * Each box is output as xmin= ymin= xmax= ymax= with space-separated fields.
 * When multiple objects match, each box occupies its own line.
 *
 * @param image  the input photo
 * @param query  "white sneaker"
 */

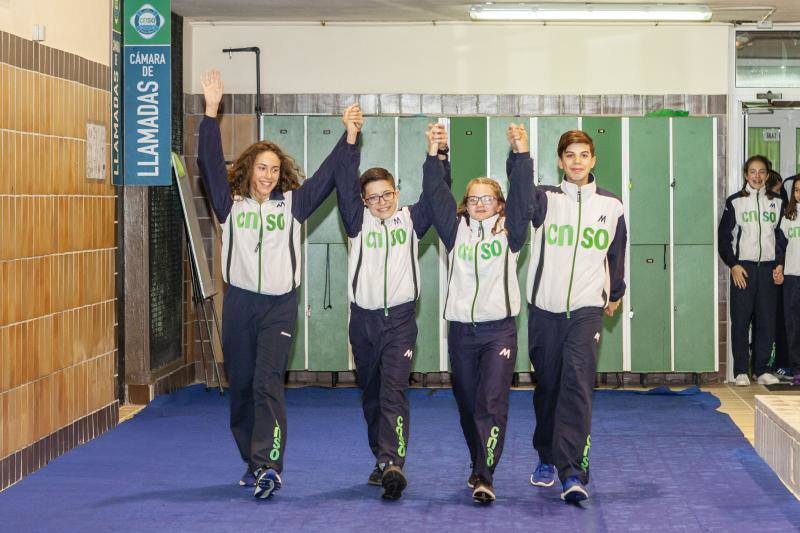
xmin=734 ymin=374 xmax=751 ymax=386
xmin=757 ymin=373 xmax=779 ymax=386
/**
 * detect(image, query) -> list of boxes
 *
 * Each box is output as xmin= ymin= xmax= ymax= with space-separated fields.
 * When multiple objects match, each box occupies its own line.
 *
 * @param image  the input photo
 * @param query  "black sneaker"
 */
xmin=368 ymin=463 xmax=384 ymax=486
xmin=381 ymin=465 xmax=407 ymax=500
xmin=467 ymin=472 xmax=480 ymax=489
xmin=472 ymin=479 xmax=495 ymax=504
xmin=253 ymin=468 xmax=282 ymax=500
xmin=239 ymin=468 xmax=256 ymax=487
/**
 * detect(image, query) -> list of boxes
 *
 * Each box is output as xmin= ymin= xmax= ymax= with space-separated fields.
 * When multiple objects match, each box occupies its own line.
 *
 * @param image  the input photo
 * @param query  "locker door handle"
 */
xmin=629 ymin=310 xmax=634 ymax=319
xmin=663 ymin=244 xmax=668 ymax=270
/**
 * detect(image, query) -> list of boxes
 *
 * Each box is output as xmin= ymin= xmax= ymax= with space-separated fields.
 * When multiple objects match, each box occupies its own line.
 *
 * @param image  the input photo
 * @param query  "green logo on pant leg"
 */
xmin=486 ymin=426 xmax=500 ymax=467
xmin=580 ymin=434 xmax=591 ymax=471
xmin=269 ymin=421 xmax=282 ymax=462
xmin=396 ymin=416 xmax=406 ymax=458
xmin=768 ymin=342 xmax=776 ymax=368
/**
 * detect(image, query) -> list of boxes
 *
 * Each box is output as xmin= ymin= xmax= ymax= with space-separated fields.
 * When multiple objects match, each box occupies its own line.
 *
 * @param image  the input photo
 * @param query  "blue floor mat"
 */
xmin=1 ymin=385 xmax=798 ymax=532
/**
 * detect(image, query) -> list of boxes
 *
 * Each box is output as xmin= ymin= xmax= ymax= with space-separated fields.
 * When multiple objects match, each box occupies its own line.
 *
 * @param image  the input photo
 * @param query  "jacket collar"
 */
xmin=469 ymin=213 xmax=499 ymax=238
xmin=560 ymin=174 xmax=596 ymax=201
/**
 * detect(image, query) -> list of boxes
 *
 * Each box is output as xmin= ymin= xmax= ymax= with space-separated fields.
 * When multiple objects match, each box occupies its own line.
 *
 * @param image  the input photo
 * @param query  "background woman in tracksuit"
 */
xmin=770 ymin=177 xmax=799 ymax=386
xmin=197 ymin=71 xmax=359 ymax=499
xmin=718 ymin=155 xmax=783 ymax=387
xmin=423 ymin=123 xmax=526 ymax=504
xmin=509 ymin=127 xmax=626 ymax=503
xmin=333 ymin=109 xmax=448 ymax=500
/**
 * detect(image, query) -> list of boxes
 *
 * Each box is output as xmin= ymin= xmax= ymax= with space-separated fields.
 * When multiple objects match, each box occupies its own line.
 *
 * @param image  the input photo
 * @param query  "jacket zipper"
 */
xmin=470 ymin=222 xmax=484 ymax=325
xmin=382 ymin=221 xmax=389 ymax=316
xmin=566 ymin=188 xmax=582 ymax=319
xmin=256 ymin=202 xmax=264 ymax=293
xmin=756 ymin=189 xmax=762 ymax=264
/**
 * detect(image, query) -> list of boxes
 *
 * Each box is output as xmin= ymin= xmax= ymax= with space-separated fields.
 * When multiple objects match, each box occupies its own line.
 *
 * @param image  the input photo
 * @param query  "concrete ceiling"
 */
xmin=172 ymin=1 xmax=800 ymax=24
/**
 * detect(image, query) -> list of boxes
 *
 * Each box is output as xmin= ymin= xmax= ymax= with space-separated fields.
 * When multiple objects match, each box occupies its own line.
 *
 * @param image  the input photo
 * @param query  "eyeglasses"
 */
xmin=466 ymin=195 xmax=496 ymax=206
xmin=365 ymin=191 xmax=396 ymax=205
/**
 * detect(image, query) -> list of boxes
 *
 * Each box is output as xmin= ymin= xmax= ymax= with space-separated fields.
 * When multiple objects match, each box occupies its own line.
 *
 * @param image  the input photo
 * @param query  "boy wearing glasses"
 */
xmin=333 ymin=108 xmax=450 ymax=500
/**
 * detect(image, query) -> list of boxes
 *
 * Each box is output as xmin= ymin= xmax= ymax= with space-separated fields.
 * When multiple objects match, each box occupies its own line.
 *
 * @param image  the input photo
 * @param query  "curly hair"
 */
xmin=456 ymin=177 xmax=507 ymax=235
xmin=228 ymin=140 xmax=304 ymax=198
xmin=740 ymin=154 xmax=777 ymax=199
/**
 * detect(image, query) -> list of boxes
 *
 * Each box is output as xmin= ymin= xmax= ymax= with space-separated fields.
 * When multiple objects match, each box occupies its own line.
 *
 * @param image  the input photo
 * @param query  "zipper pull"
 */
xmin=254 ymin=241 xmax=261 ymax=253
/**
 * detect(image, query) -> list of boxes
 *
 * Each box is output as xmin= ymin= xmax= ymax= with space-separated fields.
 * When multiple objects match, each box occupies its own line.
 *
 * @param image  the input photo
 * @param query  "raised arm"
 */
xmin=292 ymin=106 xmax=361 ymax=223
xmin=504 ymin=123 xmax=538 ymax=253
xmin=334 ymin=104 xmax=365 ymax=238
xmin=410 ymin=123 xmax=452 ymax=238
xmin=196 ymin=70 xmax=233 ymax=223
xmin=422 ymin=123 xmax=459 ymax=251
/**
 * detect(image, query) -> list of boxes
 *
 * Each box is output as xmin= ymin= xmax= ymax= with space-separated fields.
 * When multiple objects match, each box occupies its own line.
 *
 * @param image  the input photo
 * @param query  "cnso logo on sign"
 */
xmin=130 ymin=3 xmax=164 ymax=39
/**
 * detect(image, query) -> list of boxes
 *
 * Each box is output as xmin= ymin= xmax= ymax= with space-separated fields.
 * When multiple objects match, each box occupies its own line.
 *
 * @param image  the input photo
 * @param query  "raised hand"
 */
xmin=343 ymin=103 xmax=363 ymax=144
xmin=201 ymin=69 xmax=224 ymax=118
xmin=507 ymin=123 xmax=529 ymax=154
xmin=426 ymin=123 xmax=447 ymax=156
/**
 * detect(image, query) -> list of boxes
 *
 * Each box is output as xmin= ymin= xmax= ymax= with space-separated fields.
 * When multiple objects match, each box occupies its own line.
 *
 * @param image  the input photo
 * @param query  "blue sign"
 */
xmin=123 ymin=46 xmax=171 ymax=185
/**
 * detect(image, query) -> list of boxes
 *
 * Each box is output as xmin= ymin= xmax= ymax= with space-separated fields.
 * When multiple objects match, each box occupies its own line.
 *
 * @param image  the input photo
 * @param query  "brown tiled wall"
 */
xmin=182 ymin=92 xmax=728 ymax=384
xmin=0 ymin=31 xmax=117 ymax=491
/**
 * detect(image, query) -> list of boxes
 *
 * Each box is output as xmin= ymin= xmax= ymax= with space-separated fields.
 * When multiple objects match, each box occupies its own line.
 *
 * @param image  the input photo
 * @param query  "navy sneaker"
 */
xmin=530 ymin=462 xmax=556 ymax=487
xmin=253 ymin=468 xmax=282 ymax=500
xmin=776 ymin=367 xmax=793 ymax=381
xmin=239 ymin=468 xmax=256 ymax=487
xmin=381 ymin=465 xmax=407 ymax=500
xmin=368 ymin=463 xmax=384 ymax=486
xmin=467 ymin=472 xmax=480 ymax=489
xmin=560 ymin=476 xmax=588 ymax=503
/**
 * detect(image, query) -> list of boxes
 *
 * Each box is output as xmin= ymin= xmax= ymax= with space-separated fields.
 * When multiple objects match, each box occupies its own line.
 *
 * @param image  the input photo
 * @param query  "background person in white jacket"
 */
xmin=507 ymin=127 xmax=627 ymax=503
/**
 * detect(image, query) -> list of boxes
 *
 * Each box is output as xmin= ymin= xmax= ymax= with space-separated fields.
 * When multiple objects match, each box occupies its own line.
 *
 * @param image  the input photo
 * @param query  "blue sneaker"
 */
xmin=530 ymin=463 xmax=556 ymax=487
xmin=560 ymin=476 xmax=588 ymax=502
xmin=254 ymin=468 xmax=282 ymax=499
xmin=239 ymin=468 xmax=256 ymax=487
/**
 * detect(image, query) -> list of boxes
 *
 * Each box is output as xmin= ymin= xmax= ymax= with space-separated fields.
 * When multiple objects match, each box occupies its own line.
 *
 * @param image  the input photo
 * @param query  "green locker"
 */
xmin=582 ymin=117 xmax=624 ymax=372
xmin=629 ymin=117 xmax=670 ymax=245
xmin=262 ymin=115 xmax=307 ymax=370
xmin=306 ymin=243 xmax=350 ymax=371
xmin=629 ymin=245 xmax=670 ymax=372
xmin=412 ymin=244 xmax=441 ymax=373
xmin=673 ymin=118 xmax=714 ymax=245
xmin=514 ymin=244 xmax=532 ymax=372
xmin=450 ymin=117 xmax=488 ymax=199
xmin=398 ymin=116 xmax=438 ymax=245
xmin=537 ymin=117 xmax=579 ymax=186
xmin=359 ymin=116 xmax=396 ymax=181
xmin=307 ymin=116 xmax=347 ymax=244
xmin=673 ymin=245 xmax=716 ymax=372
xmin=582 ymin=117 xmax=623 ymax=198
xmin=488 ymin=116 xmax=517 ymax=195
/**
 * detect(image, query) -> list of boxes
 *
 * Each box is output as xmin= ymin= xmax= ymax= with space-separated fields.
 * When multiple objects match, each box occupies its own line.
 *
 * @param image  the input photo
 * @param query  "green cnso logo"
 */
xmin=457 ymin=240 xmax=503 ymax=261
xmin=366 ymin=228 xmax=407 ymax=248
xmin=396 ymin=416 xmax=406 ymax=458
xmin=742 ymin=210 xmax=776 ymax=223
xmin=546 ymin=224 xmax=609 ymax=250
xmin=269 ymin=421 xmax=282 ymax=461
xmin=788 ymin=227 xmax=800 ymax=238
xmin=580 ymin=434 xmax=591 ymax=471
xmin=486 ymin=426 xmax=500 ymax=467
xmin=236 ymin=212 xmax=285 ymax=231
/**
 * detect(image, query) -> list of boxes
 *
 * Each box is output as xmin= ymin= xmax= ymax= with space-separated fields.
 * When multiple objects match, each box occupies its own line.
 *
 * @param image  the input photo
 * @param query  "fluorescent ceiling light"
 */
xmin=469 ymin=3 xmax=713 ymax=22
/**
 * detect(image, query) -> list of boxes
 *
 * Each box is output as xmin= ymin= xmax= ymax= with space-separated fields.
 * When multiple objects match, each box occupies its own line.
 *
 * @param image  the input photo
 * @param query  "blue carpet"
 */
xmin=1 ymin=385 xmax=798 ymax=532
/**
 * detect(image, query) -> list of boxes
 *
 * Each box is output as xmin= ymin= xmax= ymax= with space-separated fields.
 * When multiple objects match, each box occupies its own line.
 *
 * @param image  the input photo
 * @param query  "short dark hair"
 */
xmin=359 ymin=167 xmax=396 ymax=196
xmin=557 ymin=130 xmax=595 ymax=158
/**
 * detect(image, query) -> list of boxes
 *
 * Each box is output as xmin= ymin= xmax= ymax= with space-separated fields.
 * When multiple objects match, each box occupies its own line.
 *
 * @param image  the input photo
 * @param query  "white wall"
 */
xmin=186 ymin=21 xmax=729 ymax=95
xmin=0 ymin=0 xmax=110 ymax=65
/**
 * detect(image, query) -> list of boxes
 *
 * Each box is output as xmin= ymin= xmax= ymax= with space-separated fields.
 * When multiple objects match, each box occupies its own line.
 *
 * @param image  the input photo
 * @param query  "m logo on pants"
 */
xmin=499 ymin=348 xmax=511 ymax=359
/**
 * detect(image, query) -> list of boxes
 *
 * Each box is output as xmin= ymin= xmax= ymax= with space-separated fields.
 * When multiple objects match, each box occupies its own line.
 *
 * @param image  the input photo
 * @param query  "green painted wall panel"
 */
xmin=450 ymin=117 xmax=488 ymax=199
xmin=673 ymin=118 xmax=714 ymax=245
xmin=412 ymin=244 xmax=441 ymax=373
xmin=582 ymin=117 xmax=622 ymax=198
xmin=629 ymin=245 xmax=670 ymax=372
xmin=537 ymin=117 xmax=579 ymax=186
xmin=307 ymin=116 xmax=347 ymax=244
xmin=673 ymin=245 xmax=716 ymax=372
xmin=629 ymin=117 xmax=670 ymax=245
xmin=359 ymin=116 xmax=396 ymax=180
xmin=307 ymin=243 xmax=350 ymax=371
xmin=488 ymin=116 xmax=517 ymax=194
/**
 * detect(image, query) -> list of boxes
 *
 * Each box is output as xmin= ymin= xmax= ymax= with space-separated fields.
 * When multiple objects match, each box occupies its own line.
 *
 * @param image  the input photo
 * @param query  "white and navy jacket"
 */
xmin=197 ymin=116 xmax=352 ymax=295
xmin=718 ymin=184 xmax=784 ymax=267
xmin=335 ymin=148 xmax=448 ymax=314
xmin=506 ymin=153 xmax=626 ymax=316
xmin=423 ymin=155 xmax=524 ymax=324
xmin=775 ymin=211 xmax=796 ymax=274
